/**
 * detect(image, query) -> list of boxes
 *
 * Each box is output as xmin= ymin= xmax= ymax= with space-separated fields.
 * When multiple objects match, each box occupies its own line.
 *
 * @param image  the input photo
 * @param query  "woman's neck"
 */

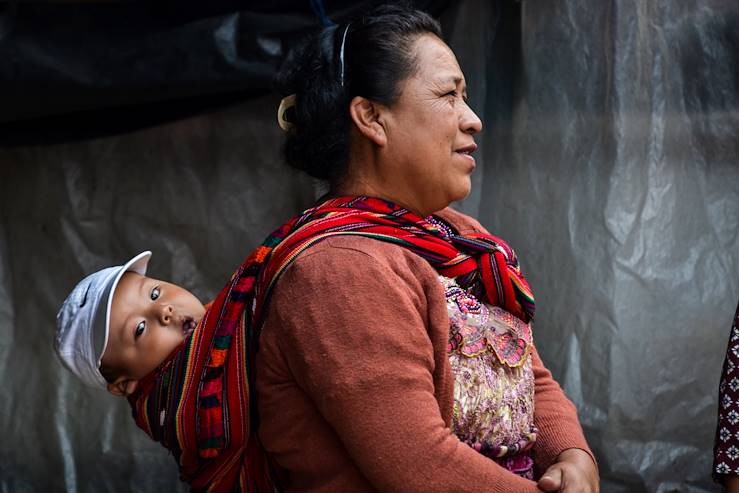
xmin=331 ymin=181 xmax=431 ymax=217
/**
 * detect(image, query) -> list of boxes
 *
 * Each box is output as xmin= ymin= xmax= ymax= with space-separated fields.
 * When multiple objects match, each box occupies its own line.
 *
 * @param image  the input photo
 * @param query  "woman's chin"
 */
xmin=450 ymin=179 xmax=472 ymax=203
xmin=431 ymin=185 xmax=471 ymax=214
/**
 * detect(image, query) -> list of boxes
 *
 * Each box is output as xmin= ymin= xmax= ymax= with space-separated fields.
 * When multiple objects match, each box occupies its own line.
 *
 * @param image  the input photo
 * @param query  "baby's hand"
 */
xmin=537 ymin=448 xmax=599 ymax=493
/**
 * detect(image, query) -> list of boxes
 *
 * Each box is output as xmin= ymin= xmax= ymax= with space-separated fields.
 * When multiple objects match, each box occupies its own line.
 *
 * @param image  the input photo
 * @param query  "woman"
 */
xmin=253 ymin=5 xmax=599 ymax=493
xmin=713 ymin=299 xmax=739 ymax=491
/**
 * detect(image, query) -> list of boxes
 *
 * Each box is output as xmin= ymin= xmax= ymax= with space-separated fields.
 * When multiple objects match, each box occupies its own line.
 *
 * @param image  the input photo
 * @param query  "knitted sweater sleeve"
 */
xmin=529 ymin=346 xmax=595 ymax=470
xmin=266 ymin=239 xmax=542 ymax=493
xmin=436 ymin=207 xmax=596 ymax=470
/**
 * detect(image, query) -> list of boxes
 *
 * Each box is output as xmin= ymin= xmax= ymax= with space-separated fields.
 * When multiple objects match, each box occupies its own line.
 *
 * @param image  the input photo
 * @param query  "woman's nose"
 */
xmin=460 ymin=103 xmax=482 ymax=135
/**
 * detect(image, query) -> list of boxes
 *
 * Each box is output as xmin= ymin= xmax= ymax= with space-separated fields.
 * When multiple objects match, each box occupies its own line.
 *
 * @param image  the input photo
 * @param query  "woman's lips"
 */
xmin=455 ymin=150 xmax=476 ymax=168
xmin=454 ymin=143 xmax=477 ymax=168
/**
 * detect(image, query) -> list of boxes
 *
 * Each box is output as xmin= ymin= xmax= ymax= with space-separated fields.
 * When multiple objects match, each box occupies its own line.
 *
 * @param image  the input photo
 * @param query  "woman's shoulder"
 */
xmin=264 ymin=235 xmax=445 ymax=325
xmin=280 ymin=234 xmax=438 ymax=286
xmin=434 ymin=207 xmax=489 ymax=235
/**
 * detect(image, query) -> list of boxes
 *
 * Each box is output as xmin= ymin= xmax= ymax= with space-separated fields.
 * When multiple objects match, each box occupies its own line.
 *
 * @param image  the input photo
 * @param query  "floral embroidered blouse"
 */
xmin=441 ymin=275 xmax=538 ymax=479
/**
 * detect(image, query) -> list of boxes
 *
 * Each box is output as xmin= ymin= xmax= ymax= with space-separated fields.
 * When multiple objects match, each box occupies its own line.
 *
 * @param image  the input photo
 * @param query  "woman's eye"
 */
xmin=150 ymin=287 xmax=160 ymax=301
xmin=135 ymin=321 xmax=146 ymax=338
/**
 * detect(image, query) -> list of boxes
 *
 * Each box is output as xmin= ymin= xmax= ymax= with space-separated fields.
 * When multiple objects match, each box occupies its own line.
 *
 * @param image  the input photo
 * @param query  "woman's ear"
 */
xmin=107 ymin=376 xmax=139 ymax=397
xmin=348 ymin=96 xmax=387 ymax=147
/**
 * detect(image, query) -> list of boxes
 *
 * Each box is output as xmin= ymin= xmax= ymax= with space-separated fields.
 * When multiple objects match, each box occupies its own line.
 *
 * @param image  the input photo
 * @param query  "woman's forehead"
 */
xmin=412 ymin=35 xmax=464 ymax=82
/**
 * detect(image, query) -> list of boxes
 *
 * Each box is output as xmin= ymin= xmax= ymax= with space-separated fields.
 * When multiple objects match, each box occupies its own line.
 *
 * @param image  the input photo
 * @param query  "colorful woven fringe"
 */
xmin=127 ymin=195 xmax=535 ymax=492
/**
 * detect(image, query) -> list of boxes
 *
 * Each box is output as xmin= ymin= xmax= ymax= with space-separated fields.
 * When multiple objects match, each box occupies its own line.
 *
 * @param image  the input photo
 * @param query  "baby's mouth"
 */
xmin=182 ymin=317 xmax=197 ymax=337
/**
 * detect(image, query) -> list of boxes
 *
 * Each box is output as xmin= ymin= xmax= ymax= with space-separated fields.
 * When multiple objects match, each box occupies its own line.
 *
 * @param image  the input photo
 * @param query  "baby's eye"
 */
xmin=135 ymin=321 xmax=146 ymax=339
xmin=150 ymin=287 xmax=160 ymax=301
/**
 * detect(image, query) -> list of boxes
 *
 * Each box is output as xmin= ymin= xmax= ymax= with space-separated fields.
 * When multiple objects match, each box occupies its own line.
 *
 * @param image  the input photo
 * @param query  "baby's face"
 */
xmin=102 ymin=272 xmax=205 ymax=385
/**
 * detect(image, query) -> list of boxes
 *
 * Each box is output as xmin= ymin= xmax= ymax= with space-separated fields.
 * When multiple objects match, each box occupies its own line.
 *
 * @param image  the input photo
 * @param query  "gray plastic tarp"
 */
xmin=1 ymin=1 xmax=738 ymax=491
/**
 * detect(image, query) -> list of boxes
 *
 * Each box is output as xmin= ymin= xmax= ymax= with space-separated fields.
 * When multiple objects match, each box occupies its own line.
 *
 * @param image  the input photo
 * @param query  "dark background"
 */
xmin=1 ymin=1 xmax=737 ymax=491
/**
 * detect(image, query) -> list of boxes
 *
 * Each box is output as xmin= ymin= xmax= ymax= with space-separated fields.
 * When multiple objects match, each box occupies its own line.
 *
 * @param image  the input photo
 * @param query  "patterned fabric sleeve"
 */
xmin=713 ymin=299 xmax=739 ymax=482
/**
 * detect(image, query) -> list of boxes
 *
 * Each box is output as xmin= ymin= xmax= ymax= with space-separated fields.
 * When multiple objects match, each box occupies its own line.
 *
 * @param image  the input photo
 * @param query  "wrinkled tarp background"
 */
xmin=1 ymin=1 xmax=738 ymax=491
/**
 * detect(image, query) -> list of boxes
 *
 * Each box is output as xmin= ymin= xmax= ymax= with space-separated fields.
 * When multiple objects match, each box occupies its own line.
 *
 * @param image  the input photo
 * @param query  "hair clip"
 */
xmin=277 ymin=94 xmax=296 ymax=132
xmin=339 ymin=23 xmax=350 ymax=86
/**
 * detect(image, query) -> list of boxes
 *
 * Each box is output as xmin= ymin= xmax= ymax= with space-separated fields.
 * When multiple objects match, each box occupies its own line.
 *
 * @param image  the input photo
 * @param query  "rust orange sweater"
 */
xmin=255 ymin=207 xmax=593 ymax=492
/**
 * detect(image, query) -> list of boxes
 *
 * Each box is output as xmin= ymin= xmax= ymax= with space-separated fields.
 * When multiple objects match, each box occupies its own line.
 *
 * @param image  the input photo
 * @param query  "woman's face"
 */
xmin=377 ymin=34 xmax=482 ymax=216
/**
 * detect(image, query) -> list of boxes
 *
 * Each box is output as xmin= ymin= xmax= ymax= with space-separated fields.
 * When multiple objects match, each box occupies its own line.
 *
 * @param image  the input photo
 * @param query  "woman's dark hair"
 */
xmin=275 ymin=4 xmax=442 ymax=186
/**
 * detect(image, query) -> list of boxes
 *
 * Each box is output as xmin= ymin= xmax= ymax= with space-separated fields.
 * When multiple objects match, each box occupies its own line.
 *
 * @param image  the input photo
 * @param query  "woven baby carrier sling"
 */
xmin=128 ymin=195 xmax=535 ymax=492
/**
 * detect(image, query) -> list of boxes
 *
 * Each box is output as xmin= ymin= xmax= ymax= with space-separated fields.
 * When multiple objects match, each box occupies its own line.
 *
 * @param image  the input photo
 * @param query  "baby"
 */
xmin=55 ymin=251 xmax=275 ymax=490
xmin=55 ymin=251 xmax=206 ymax=396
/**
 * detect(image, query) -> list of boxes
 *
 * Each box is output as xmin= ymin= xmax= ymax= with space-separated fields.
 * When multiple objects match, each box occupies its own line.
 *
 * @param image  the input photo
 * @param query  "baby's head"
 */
xmin=55 ymin=251 xmax=205 ymax=397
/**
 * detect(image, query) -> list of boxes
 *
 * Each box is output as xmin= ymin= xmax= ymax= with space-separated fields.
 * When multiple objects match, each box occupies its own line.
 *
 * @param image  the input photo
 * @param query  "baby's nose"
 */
xmin=159 ymin=304 xmax=174 ymax=325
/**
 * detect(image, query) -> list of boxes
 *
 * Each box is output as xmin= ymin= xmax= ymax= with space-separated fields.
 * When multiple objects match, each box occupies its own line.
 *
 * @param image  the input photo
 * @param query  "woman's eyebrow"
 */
xmin=436 ymin=75 xmax=463 ymax=86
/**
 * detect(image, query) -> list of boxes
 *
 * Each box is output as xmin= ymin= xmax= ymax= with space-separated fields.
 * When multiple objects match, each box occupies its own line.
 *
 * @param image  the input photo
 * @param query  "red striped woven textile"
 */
xmin=257 ymin=196 xmax=535 ymax=325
